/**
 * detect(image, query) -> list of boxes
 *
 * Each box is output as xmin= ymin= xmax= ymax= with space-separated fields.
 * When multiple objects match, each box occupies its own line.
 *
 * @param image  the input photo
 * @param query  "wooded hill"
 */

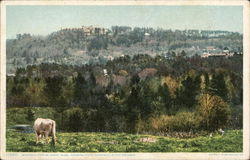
xmin=6 ymin=26 xmax=242 ymax=74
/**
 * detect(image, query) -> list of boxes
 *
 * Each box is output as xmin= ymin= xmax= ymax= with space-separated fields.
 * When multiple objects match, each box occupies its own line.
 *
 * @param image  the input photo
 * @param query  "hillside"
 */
xmin=6 ymin=26 xmax=243 ymax=73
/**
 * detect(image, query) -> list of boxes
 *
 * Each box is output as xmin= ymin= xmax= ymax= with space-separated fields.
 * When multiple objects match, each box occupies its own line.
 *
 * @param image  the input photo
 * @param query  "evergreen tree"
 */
xmin=89 ymin=72 xmax=96 ymax=87
xmin=180 ymin=50 xmax=186 ymax=57
xmin=43 ymin=76 xmax=64 ymax=107
xmin=159 ymin=83 xmax=172 ymax=110
xmin=26 ymin=108 xmax=34 ymax=122
xmin=208 ymin=73 xmax=228 ymax=102
xmin=125 ymin=82 xmax=141 ymax=133
xmin=73 ymin=73 xmax=88 ymax=107
xmin=131 ymin=74 xmax=140 ymax=85
xmin=139 ymin=83 xmax=153 ymax=119
xmin=43 ymin=76 xmax=66 ymax=127
xmin=177 ymin=75 xmax=200 ymax=108
xmin=126 ymin=87 xmax=137 ymax=132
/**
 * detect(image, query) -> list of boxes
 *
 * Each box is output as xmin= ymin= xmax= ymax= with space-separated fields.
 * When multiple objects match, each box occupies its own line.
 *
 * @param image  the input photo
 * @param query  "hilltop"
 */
xmin=6 ymin=26 xmax=243 ymax=73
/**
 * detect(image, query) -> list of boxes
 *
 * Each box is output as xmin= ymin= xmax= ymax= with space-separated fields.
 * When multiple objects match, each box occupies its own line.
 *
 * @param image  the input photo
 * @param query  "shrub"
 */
xmin=149 ymin=115 xmax=174 ymax=134
xmin=228 ymin=105 xmax=243 ymax=129
xmin=171 ymin=111 xmax=198 ymax=132
xmin=148 ymin=112 xmax=198 ymax=134
xmin=63 ymin=107 xmax=85 ymax=132
xmin=104 ymin=115 xmax=127 ymax=132
xmin=135 ymin=118 xmax=151 ymax=134
xmin=197 ymin=94 xmax=231 ymax=131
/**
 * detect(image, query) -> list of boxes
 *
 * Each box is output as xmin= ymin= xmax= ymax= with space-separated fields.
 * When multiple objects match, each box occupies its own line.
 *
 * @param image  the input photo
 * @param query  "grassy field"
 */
xmin=6 ymin=130 xmax=242 ymax=152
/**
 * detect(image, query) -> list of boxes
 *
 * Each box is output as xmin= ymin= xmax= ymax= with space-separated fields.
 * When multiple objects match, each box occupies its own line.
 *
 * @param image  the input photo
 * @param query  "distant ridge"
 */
xmin=6 ymin=26 xmax=242 ymax=74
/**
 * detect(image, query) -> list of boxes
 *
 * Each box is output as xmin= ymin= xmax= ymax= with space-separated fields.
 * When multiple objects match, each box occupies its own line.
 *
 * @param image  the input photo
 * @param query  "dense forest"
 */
xmin=7 ymin=53 xmax=243 ymax=135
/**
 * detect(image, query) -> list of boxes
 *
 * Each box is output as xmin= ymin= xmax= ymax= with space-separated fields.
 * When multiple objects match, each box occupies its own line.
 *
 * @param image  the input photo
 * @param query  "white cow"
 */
xmin=33 ymin=118 xmax=56 ymax=145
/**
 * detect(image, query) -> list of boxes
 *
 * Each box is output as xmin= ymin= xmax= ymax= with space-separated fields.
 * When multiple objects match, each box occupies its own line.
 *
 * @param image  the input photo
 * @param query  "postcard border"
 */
xmin=1 ymin=1 xmax=249 ymax=160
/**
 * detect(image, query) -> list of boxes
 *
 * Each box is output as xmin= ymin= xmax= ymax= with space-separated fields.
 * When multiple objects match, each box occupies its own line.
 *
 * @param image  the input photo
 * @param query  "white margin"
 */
xmin=0 ymin=1 xmax=249 ymax=160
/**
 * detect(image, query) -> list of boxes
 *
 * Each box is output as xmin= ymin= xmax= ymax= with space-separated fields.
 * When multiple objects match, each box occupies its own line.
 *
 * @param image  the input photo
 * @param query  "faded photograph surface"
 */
xmin=2 ymin=2 xmax=246 ymax=156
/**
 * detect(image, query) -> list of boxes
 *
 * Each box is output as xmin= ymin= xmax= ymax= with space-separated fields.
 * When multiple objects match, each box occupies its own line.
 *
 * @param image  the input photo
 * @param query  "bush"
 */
xmin=197 ymin=94 xmax=231 ymax=131
xmin=148 ymin=112 xmax=198 ymax=134
xmin=149 ymin=115 xmax=174 ymax=134
xmin=171 ymin=112 xmax=198 ymax=132
xmin=228 ymin=105 xmax=243 ymax=129
xmin=63 ymin=107 xmax=85 ymax=132
xmin=105 ymin=115 xmax=127 ymax=132
xmin=135 ymin=118 xmax=151 ymax=134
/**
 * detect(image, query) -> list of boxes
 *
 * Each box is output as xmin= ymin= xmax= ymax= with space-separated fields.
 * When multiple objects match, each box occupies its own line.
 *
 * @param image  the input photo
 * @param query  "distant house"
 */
xmin=210 ymin=53 xmax=227 ymax=57
xmin=82 ymin=26 xmax=109 ymax=36
xmin=103 ymin=69 xmax=108 ymax=76
xmin=223 ymin=49 xmax=230 ymax=53
xmin=144 ymin=33 xmax=150 ymax=43
xmin=82 ymin=26 xmax=94 ymax=35
xmin=201 ymin=46 xmax=235 ymax=58
xmin=107 ymin=55 xmax=114 ymax=61
xmin=201 ymin=51 xmax=234 ymax=58
xmin=206 ymin=46 xmax=216 ymax=51
xmin=201 ymin=52 xmax=210 ymax=58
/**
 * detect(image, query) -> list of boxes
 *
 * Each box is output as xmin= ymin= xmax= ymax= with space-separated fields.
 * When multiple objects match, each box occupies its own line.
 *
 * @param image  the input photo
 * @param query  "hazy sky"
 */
xmin=6 ymin=5 xmax=243 ymax=39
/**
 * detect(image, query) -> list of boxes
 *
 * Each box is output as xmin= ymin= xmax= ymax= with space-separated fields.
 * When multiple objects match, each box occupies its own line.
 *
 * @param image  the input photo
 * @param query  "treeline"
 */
xmin=7 ymin=55 xmax=243 ymax=134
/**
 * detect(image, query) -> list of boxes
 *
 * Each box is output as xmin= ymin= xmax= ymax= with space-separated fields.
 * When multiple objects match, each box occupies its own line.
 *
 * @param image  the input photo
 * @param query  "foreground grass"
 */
xmin=6 ymin=130 xmax=242 ymax=152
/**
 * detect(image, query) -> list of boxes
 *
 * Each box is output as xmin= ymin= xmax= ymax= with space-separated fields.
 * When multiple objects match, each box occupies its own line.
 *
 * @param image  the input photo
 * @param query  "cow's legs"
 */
xmin=40 ymin=134 xmax=44 ymax=143
xmin=44 ymin=132 xmax=49 ymax=144
xmin=36 ymin=133 xmax=43 ymax=144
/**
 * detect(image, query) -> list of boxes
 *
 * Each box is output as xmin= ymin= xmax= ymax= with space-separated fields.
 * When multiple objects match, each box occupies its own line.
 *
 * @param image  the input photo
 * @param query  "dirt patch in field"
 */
xmin=137 ymin=137 xmax=158 ymax=143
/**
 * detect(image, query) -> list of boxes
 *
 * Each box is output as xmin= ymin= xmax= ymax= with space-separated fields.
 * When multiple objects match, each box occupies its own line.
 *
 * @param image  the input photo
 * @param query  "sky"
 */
xmin=6 ymin=5 xmax=243 ymax=39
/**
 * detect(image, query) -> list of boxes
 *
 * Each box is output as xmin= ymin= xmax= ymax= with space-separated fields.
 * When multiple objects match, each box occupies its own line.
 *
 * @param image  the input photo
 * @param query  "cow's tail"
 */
xmin=52 ymin=121 xmax=56 ymax=145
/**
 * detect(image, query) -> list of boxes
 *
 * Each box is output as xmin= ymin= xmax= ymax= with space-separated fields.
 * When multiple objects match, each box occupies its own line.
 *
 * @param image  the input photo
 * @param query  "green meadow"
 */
xmin=6 ymin=130 xmax=242 ymax=152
